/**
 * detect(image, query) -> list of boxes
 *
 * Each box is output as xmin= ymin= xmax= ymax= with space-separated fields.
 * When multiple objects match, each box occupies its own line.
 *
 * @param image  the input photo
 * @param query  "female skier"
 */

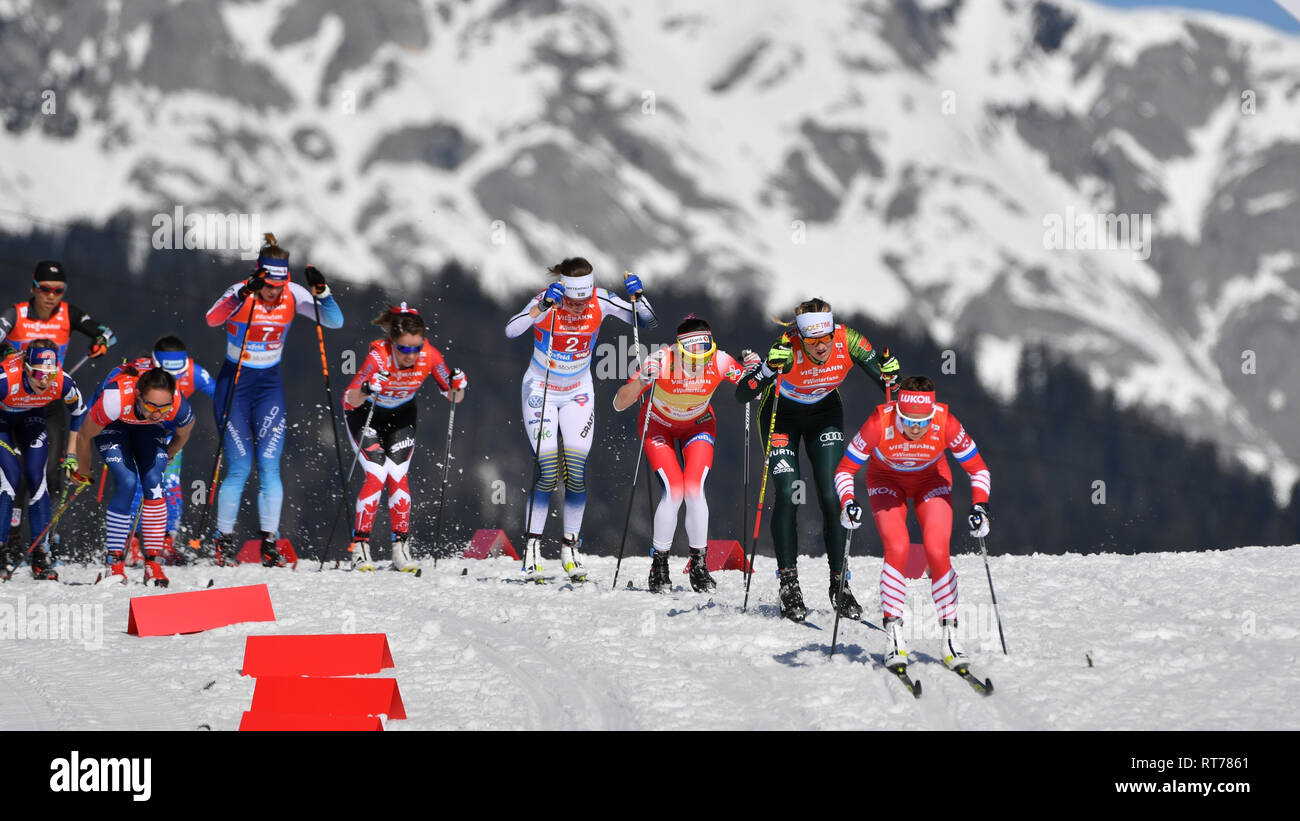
xmin=613 ymin=317 xmax=758 ymax=592
xmin=204 ymin=233 xmax=343 ymax=567
xmin=735 ymin=298 xmax=899 ymax=622
xmin=342 ymin=303 xmax=467 ymax=573
xmin=505 ymin=258 xmax=656 ymax=581
xmin=835 ymin=375 xmax=992 ymax=673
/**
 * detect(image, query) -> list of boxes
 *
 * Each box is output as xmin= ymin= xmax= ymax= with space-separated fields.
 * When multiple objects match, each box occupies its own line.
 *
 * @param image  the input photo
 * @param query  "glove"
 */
xmin=237 ymin=268 xmax=268 ymax=299
xmin=540 ymin=281 xmax=565 ymax=309
xmin=968 ymin=503 xmax=991 ymax=538
xmin=449 ymin=368 xmax=468 ymax=392
xmin=741 ymin=349 xmax=762 ymax=370
xmin=68 ymin=470 xmax=93 ymax=489
xmin=304 ymin=265 xmax=329 ymax=297
xmin=623 ymin=273 xmax=645 ymax=299
xmin=360 ymin=370 xmax=390 ymax=396
xmin=88 ymin=333 xmax=112 ymax=358
xmin=765 ymin=340 xmax=794 ymax=375
xmin=879 ymin=347 xmax=900 ymax=386
xmin=638 ymin=354 xmax=662 ymax=385
xmin=60 ymin=453 xmax=78 ymax=477
xmin=840 ymin=500 xmax=863 ymax=531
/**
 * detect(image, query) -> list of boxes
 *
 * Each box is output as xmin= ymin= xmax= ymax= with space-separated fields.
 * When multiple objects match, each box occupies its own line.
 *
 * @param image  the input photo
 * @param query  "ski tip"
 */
xmin=206 ymin=579 xmax=215 ymax=588
xmin=913 ymin=681 xmax=923 ymax=698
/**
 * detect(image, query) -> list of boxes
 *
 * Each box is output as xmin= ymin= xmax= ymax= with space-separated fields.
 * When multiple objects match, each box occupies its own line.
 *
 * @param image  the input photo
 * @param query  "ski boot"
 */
xmin=560 ymin=533 xmax=586 ymax=581
xmin=162 ymin=532 xmax=187 ymax=566
xmin=778 ymin=568 xmax=807 ymax=622
xmin=213 ymin=532 xmax=239 ymax=567
xmin=940 ymin=618 xmax=969 ymax=670
xmin=828 ymin=571 xmax=862 ymax=619
xmin=29 ymin=548 xmax=59 ymax=581
xmin=143 ymin=551 xmax=169 ymax=587
xmin=0 ymin=543 xmax=16 ymax=582
xmin=350 ymin=532 xmax=375 ymax=572
xmin=391 ymin=532 xmax=421 ymax=575
xmin=648 ymin=548 xmax=671 ymax=593
xmin=259 ymin=531 xmax=286 ymax=568
xmin=96 ymin=553 xmax=128 ymax=586
xmin=687 ymin=547 xmax=716 ymax=593
xmin=883 ymin=616 xmax=910 ymax=670
xmin=521 ymin=535 xmax=544 ymax=582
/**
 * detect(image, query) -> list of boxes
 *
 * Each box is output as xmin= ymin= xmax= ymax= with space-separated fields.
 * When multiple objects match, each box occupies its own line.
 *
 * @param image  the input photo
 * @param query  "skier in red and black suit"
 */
xmin=0 ymin=261 xmax=114 ymax=553
xmin=342 ymin=304 xmax=466 ymax=574
xmin=834 ymin=375 xmax=991 ymax=672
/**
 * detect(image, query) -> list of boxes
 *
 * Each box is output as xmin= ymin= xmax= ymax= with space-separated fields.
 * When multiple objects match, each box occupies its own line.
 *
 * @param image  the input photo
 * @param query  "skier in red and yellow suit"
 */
xmin=615 ymin=317 xmax=759 ymax=593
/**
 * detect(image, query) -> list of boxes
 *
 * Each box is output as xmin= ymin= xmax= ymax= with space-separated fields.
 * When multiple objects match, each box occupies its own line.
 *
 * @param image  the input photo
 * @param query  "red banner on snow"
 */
xmin=241 ymin=634 xmax=395 ymax=677
xmin=238 ymin=711 xmax=384 ymax=731
xmin=127 ymin=583 xmax=276 ymax=637
xmin=249 ymin=676 xmax=406 ymax=720
xmin=463 ymin=529 xmax=519 ymax=560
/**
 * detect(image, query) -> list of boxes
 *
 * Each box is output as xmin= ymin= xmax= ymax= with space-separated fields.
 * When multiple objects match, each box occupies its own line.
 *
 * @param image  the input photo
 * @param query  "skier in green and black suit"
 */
xmin=735 ymin=298 xmax=899 ymax=622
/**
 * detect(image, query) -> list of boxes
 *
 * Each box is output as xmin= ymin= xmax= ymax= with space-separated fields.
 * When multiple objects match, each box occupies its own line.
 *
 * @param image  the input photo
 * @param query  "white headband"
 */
xmin=795 ymin=311 xmax=834 ymax=338
xmin=561 ymin=273 xmax=595 ymax=300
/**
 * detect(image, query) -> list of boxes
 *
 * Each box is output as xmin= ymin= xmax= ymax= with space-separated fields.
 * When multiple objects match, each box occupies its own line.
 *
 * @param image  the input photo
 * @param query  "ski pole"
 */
xmin=830 ymin=530 xmax=854 ymax=657
xmin=612 ymin=395 xmax=654 ymax=590
xmin=66 ymin=354 xmax=89 ymax=376
xmin=311 ymin=285 xmax=349 ymax=500
xmin=978 ymin=535 xmax=1008 ymax=654
xmin=25 ymin=483 xmax=86 ymax=556
xmin=612 ymin=288 xmax=649 ymax=591
xmin=431 ymin=394 xmax=457 ymax=566
xmin=739 ymin=355 xmax=754 ymax=586
xmin=317 ymin=399 xmax=378 ymax=569
xmin=743 ymin=376 xmax=780 ymax=612
xmin=191 ymin=294 xmax=253 ymax=557
xmin=522 ymin=303 xmax=559 ymax=566
xmin=95 ymin=464 xmax=107 ymax=503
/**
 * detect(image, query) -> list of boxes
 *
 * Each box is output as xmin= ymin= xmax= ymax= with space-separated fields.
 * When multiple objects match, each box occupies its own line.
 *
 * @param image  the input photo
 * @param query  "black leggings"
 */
xmin=759 ymin=390 xmax=848 ymax=573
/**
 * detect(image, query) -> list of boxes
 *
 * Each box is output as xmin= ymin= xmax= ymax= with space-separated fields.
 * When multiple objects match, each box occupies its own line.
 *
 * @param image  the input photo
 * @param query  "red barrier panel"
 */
xmin=238 ymin=711 xmax=383 ymax=731
xmin=680 ymin=539 xmax=751 ymax=574
xmin=237 ymin=538 xmax=299 ymax=569
xmin=127 ymin=583 xmax=275 ymax=636
xmin=463 ymin=529 xmax=519 ymax=560
xmin=241 ymin=634 xmax=395 ymax=677
xmin=904 ymin=542 xmax=929 ymax=580
xmin=249 ymin=677 xmax=406 ymax=719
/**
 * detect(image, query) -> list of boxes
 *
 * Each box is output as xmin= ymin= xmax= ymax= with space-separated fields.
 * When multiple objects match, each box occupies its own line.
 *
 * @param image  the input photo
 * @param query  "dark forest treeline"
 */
xmin=0 ymin=222 xmax=1292 ymax=563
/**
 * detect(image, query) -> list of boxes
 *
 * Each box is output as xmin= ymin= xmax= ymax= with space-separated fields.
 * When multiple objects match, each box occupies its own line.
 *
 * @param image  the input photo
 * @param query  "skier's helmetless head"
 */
xmin=373 ymin=303 xmax=427 ymax=368
xmin=255 ymin=232 xmax=290 ymax=305
xmin=135 ymin=368 xmax=178 ymax=422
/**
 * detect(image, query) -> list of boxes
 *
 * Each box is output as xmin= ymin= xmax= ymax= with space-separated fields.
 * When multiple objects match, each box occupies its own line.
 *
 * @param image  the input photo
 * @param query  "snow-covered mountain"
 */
xmin=2 ymin=0 xmax=1299 ymax=494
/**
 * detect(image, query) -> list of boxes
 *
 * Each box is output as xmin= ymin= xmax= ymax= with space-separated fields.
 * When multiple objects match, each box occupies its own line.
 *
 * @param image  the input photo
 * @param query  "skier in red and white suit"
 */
xmin=613 ymin=317 xmax=759 ymax=593
xmin=833 ymin=375 xmax=991 ymax=672
xmin=343 ymin=303 xmax=465 ymax=574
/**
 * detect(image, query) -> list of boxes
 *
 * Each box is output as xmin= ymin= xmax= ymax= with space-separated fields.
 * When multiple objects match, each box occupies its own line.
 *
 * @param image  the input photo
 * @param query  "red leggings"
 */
xmin=868 ymin=470 xmax=958 ymax=620
xmin=642 ymin=409 xmax=716 ymax=552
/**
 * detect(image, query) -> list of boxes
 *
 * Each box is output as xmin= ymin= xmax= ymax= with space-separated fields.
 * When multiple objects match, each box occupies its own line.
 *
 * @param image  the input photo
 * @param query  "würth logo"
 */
xmin=49 ymin=751 xmax=151 ymax=801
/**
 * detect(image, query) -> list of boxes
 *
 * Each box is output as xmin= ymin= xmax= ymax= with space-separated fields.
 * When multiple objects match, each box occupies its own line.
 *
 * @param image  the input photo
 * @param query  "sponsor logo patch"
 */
xmin=527 ymin=395 xmax=544 ymax=408
xmin=771 ymin=433 xmax=790 ymax=448
xmin=772 ymin=460 xmax=794 ymax=475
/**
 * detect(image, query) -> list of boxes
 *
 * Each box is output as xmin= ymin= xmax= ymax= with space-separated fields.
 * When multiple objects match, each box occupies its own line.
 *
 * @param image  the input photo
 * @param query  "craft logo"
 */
xmin=49 ymin=751 xmax=151 ymax=801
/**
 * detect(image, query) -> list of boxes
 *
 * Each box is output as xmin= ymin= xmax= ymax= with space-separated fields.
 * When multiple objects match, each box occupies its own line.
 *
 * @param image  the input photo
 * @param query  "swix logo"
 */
xmin=391 ymin=438 xmax=415 ymax=451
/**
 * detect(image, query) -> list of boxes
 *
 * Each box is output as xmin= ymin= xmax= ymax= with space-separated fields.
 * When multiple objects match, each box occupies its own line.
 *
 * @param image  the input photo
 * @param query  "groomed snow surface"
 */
xmin=2 ymin=546 xmax=1297 ymax=731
